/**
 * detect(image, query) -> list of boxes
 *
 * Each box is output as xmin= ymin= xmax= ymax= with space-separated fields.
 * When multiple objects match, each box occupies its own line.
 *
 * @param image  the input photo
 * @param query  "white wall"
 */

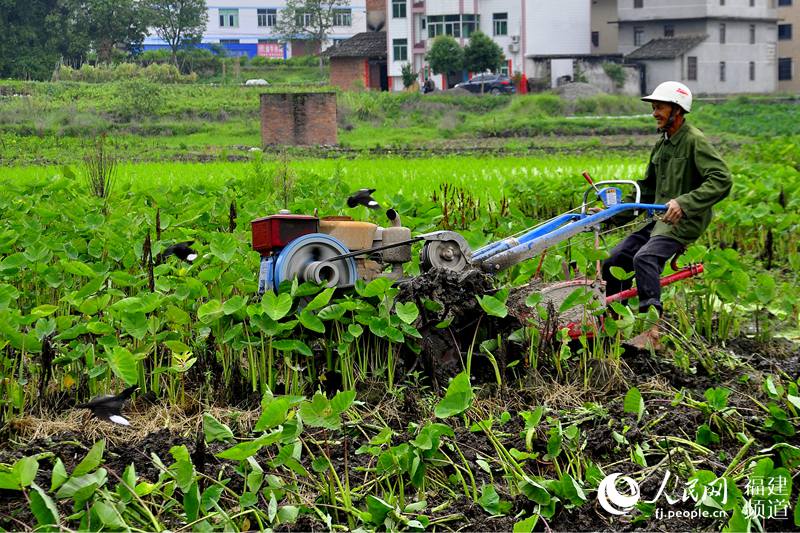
xmin=200 ymin=1 xmax=367 ymax=47
xmin=525 ymin=0 xmax=591 ymax=56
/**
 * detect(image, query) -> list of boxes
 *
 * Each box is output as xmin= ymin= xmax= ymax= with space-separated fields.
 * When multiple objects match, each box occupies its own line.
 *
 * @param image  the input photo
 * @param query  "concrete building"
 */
xmin=619 ymin=0 xmax=778 ymax=95
xmin=591 ymin=0 xmax=619 ymax=55
xmin=144 ymin=1 xmax=368 ymax=58
xmin=778 ymin=0 xmax=798 ymax=92
xmin=385 ymin=0 xmax=591 ymax=91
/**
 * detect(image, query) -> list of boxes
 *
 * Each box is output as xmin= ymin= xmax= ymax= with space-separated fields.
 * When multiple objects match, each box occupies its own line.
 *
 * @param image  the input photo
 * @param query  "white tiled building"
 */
xmin=385 ymin=0 xmax=591 ymax=90
xmin=144 ymin=0 xmax=368 ymax=58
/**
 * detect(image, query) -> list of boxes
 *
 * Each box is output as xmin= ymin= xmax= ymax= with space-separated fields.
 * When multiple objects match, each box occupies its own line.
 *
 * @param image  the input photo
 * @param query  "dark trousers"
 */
xmin=601 ymin=222 xmax=684 ymax=315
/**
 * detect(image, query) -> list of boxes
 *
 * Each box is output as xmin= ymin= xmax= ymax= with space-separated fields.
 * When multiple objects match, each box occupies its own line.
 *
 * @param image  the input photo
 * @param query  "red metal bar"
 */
xmin=605 ymin=263 xmax=704 ymax=304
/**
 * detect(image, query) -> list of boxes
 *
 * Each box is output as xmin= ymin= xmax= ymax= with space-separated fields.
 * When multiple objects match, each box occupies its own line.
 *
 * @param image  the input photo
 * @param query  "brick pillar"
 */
xmin=260 ymin=92 xmax=338 ymax=146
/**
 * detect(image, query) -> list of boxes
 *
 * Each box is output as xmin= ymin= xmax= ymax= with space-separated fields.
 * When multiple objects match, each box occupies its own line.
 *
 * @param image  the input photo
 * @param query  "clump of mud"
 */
xmin=397 ymin=268 xmax=495 ymax=385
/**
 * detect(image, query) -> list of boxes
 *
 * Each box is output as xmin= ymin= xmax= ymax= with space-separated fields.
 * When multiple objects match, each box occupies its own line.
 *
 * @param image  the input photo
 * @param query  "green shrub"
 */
xmin=602 ymin=62 xmax=626 ymax=89
xmin=114 ymin=80 xmax=166 ymax=119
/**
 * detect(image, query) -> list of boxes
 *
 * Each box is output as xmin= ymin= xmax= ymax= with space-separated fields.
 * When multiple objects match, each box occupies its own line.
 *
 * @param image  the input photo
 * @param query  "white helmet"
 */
xmin=641 ymin=81 xmax=692 ymax=113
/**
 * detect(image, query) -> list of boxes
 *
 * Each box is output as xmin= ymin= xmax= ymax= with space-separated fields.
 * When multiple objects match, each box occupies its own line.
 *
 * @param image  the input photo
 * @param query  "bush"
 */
xmin=401 ymin=63 xmax=417 ymax=89
xmin=114 ymin=80 xmax=166 ymax=119
xmin=58 ymin=62 xmax=196 ymax=83
xmin=602 ymin=62 xmax=626 ymax=89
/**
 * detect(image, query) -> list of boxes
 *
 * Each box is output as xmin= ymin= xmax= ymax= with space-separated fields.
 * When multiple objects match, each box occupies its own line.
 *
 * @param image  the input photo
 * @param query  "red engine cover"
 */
xmin=251 ymin=214 xmax=318 ymax=255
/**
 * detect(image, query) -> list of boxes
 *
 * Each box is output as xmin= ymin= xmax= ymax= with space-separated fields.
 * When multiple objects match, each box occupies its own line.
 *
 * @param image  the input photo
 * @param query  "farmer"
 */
xmin=601 ymin=81 xmax=732 ymax=349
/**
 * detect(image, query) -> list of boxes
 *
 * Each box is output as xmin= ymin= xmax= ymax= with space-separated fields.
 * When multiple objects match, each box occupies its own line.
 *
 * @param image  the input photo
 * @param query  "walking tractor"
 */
xmin=251 ymin=174 xmax=704 ymax=336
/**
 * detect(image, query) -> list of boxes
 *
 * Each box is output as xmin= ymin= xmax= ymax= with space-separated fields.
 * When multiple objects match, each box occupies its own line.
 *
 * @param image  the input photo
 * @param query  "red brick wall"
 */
xmin=330 ymin=58 xmax=367 ymax=90
xmin=366 ymin=0 xmax=385 ymax=14
xmin=260 ymin=93 xmax=337 ymax=146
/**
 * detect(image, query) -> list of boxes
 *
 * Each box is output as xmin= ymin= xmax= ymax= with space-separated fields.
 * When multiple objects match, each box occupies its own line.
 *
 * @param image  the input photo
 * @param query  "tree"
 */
xmin=75 ymin=0 xmax=151 ymax=63
xmin=274 ymin=0 xmax=351 ymax=71
xmin=0 ymin=0 xmax=89 ymax=79
xmin=146 ymin=0 xmax=208 ymax=66
xmin=463 ymin=31 xmax=504 ymax=77
xmin=400 ymin=62 xmax=416 ymax=89
xmin=425 ymin=35 xmax=463 ymax=87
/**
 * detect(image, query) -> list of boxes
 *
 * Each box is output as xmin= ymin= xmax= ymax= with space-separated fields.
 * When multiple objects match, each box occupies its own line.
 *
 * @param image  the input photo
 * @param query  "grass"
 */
xmin=12 ymin=83 xmax=798 ymax=165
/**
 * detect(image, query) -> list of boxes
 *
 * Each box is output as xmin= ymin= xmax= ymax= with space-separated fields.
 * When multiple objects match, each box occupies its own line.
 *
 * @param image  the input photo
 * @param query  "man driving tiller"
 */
xmin=601 ymin=81 xmax=732 ymax=350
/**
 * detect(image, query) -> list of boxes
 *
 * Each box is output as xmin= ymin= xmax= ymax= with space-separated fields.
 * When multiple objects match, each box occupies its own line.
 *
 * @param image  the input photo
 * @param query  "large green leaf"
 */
xmin=261 ymin=292 xmax=293 ymax=321
xmin=29 ymin=482 xmax=59 ymax=528
xmin=203 ymin=413 xmax=235 ymax=443
xmin=305 ymin=287 xmax=334 ymax=311
xmin=222 ymin=296 xmax=246 ymax=315
xmin=476 ymin=294 xmax=508 ymax=318
xmin=299 ymin=392 xmax=353 ymax=430
xmin=254 ymin=397 xmax=290 ymax=431
xmin=623 ymin=387 xmax=644 ymax=421
xmin=197 ymin=299 xmax=224 ymax=324
xmin=395 ymin=302 xmax=419 ymax=324
xmin=434 ymin=372 xmax=474 ymax=418
xmin=105 ymin=348 xmax=139 ymax=386
xmin=299 ymin=309 xmax=325 ymax=333
xmin=55 ymin=469 xmax=108 ymax=500
xmin=271 ymin=339 xmax=312 ymax=356
xmin=216 ymin=433 xmax=276 ymax=461
xmin=91 ymin=500 xmax=128 ymax=530
xmin=209 ymin=233 xmax=238 ymax=263
xmin=72 ymin=439 xmax=105 ymax=477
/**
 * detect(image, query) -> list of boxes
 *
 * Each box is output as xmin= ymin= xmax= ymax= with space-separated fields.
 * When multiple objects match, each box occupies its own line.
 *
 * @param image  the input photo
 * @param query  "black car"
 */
xmin=454 ymin=73 xmax=516 ymax=95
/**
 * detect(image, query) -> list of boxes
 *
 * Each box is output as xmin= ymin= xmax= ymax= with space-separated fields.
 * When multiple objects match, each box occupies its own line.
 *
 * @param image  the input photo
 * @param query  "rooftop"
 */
xmin=625 ymin=35 xmax=708 ymax=60
xmin=325 ymin=32 xmax=387 ymax=59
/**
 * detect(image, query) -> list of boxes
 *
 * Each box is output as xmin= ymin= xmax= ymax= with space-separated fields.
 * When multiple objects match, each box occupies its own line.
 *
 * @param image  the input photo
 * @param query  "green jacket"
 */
xmin=622 ymin=123 xmax=732 ymax=244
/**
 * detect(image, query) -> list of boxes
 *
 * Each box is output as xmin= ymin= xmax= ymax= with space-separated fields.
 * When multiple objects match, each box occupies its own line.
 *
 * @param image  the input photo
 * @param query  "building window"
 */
xmin=778 ymin=0 xmax=791 ymax=5
xmin=634 ymin=26 xmax=644 ymax=46
xmin=634 ymin=0 xmax=643 ymax=7
xmin=750 ymin=24 xmax=756 ymax=43
xmin=720 ymin=0 xmax=724 ymax=5
xmin=749 ymin=61 xmax=755 ymax=80
xmin=750 ymin=0 xmax=755 ymax=5
xmin=393 ymin=38 xmax=408 ymax=61
xmin=493 ymin=13 xmax=508 ymax=36
xmin=257 ymin=8 xmax=277 ymax=27
xmin=295 ymin=11 xmax=313 ymax=26
xmin=333 ymin=9 xmax=351 ymax=26
xmin=778 ymin=57 xmax=792 ymax=80
xmin=719 ymin=61 xmax=726 ymax=81
xmin=778 ymin=24 xmax=792 ymax=40
xmin=592 ymin=31 xmax=599 ymax=47
xmin=719 ymin=23 xmax=726 ymax=44
xmin=219 ymin=39 xmax=240 ymax=44
xmin=664 ymin=24 xmax=674 ymax=37
xmin=428 ymin=14 xmax=480 ymax=39
xmin=219 ymin=9 xmax=238 ymax=27
xmin=687 ymin=56 xmax=697 ymax=80
xmin=392 ymin=0 xmax=406 ymax=18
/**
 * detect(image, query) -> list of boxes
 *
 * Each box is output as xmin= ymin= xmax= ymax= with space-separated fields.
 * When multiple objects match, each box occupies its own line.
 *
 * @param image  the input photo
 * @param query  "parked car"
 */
xmin=454 ymin=73 xmax=516 ymax=95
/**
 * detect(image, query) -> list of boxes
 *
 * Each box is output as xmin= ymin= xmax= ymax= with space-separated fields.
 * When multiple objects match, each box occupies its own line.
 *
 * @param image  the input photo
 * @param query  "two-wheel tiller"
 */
xmin=251 ymin=177 xmax=703 ymax=333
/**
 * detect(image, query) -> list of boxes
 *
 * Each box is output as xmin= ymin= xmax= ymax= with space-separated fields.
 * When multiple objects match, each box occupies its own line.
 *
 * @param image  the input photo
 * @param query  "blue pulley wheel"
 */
xmin=273 ymin=233 xmax=357 ymax=290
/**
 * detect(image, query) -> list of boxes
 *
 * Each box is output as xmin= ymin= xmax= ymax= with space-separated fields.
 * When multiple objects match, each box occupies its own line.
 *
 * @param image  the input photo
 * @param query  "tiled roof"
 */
xmin=626 ymin=34 xmax=707 ymax=60
xmin=326 ymin=32 xmax=386 ymax=58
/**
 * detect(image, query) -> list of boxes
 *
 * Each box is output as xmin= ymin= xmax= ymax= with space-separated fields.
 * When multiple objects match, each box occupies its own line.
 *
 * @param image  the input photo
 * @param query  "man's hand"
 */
xmin=663 ymin=199 xmax=684 ymax=224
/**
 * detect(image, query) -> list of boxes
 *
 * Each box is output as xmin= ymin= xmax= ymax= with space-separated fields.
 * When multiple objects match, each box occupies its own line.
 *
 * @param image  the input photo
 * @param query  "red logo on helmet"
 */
xmin=676 ymin=88 xmax=689 ymax=95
